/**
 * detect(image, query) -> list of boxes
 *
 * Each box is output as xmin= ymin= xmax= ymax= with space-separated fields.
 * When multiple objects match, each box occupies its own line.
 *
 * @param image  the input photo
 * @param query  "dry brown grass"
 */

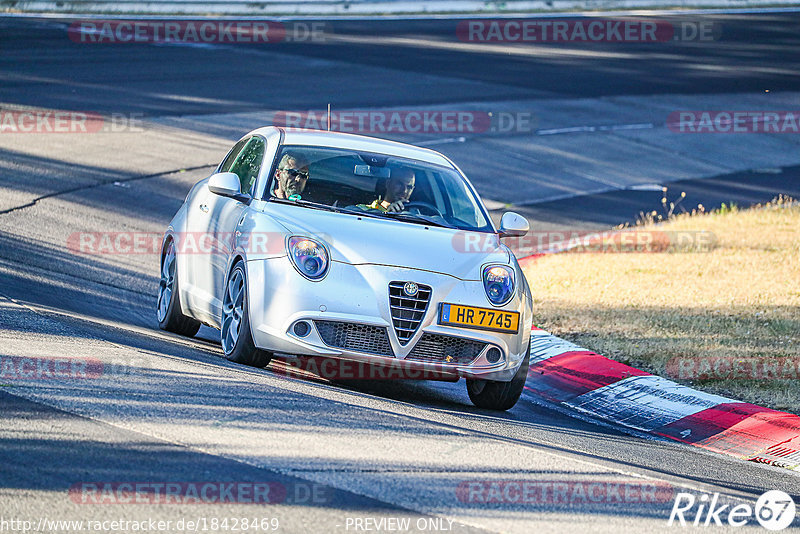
xmin=522 ymin=197 xmax=800 ymax=413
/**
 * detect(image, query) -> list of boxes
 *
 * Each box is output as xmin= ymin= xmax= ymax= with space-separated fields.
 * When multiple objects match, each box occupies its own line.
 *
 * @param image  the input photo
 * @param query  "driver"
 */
xmin=363 ymin=168 xmax=415 ymax=213
xmin=273 ymin=152 xmax=310 ymax=199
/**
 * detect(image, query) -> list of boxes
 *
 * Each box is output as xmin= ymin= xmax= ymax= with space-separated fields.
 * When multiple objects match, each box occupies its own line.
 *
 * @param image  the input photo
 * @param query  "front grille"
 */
xmin=406 ymin=333 xmax=487 ymax=365
xmin=314 ymin=321 xmax=394 ymax=357
xmin=389 ymin=281 xmax=432 ymax=345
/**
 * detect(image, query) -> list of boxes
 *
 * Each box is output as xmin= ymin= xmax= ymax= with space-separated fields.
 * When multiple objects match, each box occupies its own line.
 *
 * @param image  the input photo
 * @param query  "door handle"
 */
xmin=199 ymin=204 xmax=209 ymax=213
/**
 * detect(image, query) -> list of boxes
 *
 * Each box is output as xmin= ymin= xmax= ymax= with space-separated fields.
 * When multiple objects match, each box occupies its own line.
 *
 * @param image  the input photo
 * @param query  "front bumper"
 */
xmin=246 ymin=257 xmax=532 ymax=382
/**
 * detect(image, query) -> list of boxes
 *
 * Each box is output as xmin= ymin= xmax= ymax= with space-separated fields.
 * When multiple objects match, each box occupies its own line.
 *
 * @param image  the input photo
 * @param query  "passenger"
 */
xmin=362 ymin=167 xmax=415 ymax=213
xmin=273 ymin=153 xmax=310 ymax=199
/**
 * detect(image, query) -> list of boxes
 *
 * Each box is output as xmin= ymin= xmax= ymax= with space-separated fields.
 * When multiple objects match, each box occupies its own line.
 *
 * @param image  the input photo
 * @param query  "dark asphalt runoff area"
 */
xmin=2 ymin=14 xmax=800 ymax=112
xmin=0 ymin=11 xmax=799 ymax=533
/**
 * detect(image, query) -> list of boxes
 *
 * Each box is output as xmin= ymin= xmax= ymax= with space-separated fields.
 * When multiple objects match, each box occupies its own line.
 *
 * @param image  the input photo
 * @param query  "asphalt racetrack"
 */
xmin=1 ymin=11 xmax=799 ymax=533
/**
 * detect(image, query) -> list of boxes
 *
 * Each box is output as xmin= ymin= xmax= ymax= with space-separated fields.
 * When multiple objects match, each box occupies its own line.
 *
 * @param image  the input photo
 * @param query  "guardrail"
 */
xmin=4 ymin=0 xmax=800 ymax=15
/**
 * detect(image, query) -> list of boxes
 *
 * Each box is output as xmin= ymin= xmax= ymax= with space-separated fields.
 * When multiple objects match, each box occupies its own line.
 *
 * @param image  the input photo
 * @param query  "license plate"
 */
xmin=439 ymin=303 xmax=520 ymax=334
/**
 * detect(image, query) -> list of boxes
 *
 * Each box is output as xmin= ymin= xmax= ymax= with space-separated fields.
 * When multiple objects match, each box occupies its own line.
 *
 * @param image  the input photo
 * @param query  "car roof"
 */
xmin=246 ymin=126 xmax=454 ymax=167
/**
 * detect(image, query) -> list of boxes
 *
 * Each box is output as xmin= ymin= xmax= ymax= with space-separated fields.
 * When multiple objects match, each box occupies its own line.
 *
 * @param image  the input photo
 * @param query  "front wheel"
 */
xmin=157 ymin=240 xmax=201 ymax=337
xmin=466 ymin=352 xmax=529 ymax=411
xmin=221 ymin=261 xmax=272 ymax=368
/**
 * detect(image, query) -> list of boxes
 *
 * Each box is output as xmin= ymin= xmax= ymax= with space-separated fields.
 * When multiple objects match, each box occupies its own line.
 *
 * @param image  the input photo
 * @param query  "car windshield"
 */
xmin=267 ymin=145 xmax=493 ymax=232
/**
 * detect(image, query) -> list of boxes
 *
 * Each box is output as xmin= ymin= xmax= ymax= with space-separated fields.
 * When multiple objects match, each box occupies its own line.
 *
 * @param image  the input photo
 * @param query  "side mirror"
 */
xmin=499 ymin=211 xmax=529 ymax=238
xmin=208 ymin=172 xmax=250 ymax=202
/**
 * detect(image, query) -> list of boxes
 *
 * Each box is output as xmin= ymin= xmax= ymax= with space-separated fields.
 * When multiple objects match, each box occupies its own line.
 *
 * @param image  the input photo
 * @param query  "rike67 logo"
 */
xmin=668 ymin=490 xmax=796 ymax=530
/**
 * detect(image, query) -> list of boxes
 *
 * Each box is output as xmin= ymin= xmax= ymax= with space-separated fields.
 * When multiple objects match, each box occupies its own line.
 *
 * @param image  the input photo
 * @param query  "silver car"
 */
xmin=157 ymin=127 xmax=533 ymax=410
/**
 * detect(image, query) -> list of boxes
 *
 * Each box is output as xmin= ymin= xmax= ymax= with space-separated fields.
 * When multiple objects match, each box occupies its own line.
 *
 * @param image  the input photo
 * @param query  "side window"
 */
xmin=438 ymin=172 xmax=486 ymax=228
xmin=219 ymin=138 xmax=249 ymax=173
xmin=229 ymin=137 xmax=266 ymax=196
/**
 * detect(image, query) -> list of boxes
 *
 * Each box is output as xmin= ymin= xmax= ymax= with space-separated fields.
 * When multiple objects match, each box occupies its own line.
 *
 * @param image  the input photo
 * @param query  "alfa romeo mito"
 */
xmin=158 ymin=127 xmax=533 ymax=410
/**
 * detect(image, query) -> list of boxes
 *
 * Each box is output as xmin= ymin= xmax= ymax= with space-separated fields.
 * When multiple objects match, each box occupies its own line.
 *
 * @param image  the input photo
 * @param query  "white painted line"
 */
xmin=416 ymin=136 xmax=466 ymax=146
xmin=329 ymin=32 xmax=640 ymax=60
xmin=628 ymin=183 xmax=665 ymax=191
xmin=536 ymin=122 xmax=654 ymax=136
xmin=515 ymin=186 xmax=620 ymax=207
xmin=566 ymin=375 xmax=740 ymax=432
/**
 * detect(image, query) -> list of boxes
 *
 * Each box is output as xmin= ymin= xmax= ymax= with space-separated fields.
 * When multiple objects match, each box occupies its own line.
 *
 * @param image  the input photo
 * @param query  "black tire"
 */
xmin=157 ymin=239 xmax=201 ymax=337
xmin=466 ymin=352 xmax=529 ymax=411
xmin=220 ymin=261 xmax=272 ymax=368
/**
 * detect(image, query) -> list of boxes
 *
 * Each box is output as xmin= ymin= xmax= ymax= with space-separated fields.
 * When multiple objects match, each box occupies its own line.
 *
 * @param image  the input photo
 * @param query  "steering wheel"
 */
xmin=401 ymin=201 xmax=442 ymax=217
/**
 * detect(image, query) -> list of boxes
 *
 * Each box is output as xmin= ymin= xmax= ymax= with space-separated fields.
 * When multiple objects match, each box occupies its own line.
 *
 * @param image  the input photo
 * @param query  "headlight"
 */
xmin=483 ymin=264 xmax=515 ymax=306
xmin=287 ymin=236 xmax=329 ymax=280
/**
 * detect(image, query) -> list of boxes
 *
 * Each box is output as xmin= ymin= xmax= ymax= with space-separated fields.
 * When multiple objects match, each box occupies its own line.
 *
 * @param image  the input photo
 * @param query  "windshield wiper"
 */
xmin=382 ymin=212 xmax=456 ymax=229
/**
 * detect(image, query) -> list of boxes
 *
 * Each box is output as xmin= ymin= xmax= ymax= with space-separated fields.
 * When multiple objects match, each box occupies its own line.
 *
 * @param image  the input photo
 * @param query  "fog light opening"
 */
xmin=293 ymin=321 xmax=311 ymax=337
xmin=486 ymin=347 xmax=502 ymax=364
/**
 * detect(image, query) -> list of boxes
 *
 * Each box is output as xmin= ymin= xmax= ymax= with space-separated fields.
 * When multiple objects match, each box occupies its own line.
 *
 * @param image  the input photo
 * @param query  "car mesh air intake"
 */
xmin=406 ymin=333 xmax=487 ymax=365
xmin=388 ymin=281 xmax=432 ymax=345
xmin=314 ymin=321 xmax=394 ymax=357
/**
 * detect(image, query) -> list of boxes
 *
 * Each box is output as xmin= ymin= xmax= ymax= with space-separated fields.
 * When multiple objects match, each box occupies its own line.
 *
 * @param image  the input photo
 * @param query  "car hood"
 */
xmin=264 ymin=203 xmax=509 ymax=280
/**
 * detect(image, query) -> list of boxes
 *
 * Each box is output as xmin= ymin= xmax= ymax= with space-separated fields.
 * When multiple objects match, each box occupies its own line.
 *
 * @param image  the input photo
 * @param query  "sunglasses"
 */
xmin=279 ymin=168 xmax=309 ymax=179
